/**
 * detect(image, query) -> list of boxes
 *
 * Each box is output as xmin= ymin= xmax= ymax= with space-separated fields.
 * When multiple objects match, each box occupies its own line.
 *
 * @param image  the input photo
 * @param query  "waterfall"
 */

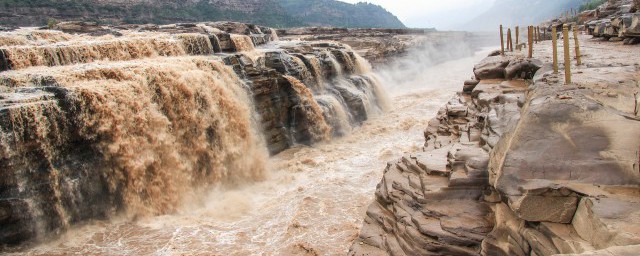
xmin=297 ymin=54 xmax=325 ymax=91
xmin=283 ymin=75 xmax=332 ymax=143
xmin=0 ymin=34 xmax=217 ymax=70
xmin=0 ymin=24 xmax=391 ymax=246
xmin=176 ymin=33 xmax=214 ymax=55
xmin=230 ymin=35 xmax=255 ymax=52
xmin=0 ymin=29 xmax=73 ymax=47
xmin=209 ymin=34 xmax=222 ymax=53
xmin=1 ymin=57 xmax=269 ymax=241
xmin=269 ymin=28 xmax=279 ymax=41
xmin=315 ymin=94 xmax=353 ymax=136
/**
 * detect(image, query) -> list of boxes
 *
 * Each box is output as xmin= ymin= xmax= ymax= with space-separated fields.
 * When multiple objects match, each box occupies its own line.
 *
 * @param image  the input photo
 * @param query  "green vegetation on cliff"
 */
xmin=0 ymin=0 xmax=406 ymax=28
xmin=0 ymin=0 xmax=299 ymax=27
xmin=579 ymin=0 xmax=607 ymax=11
xmin=279 ymin=0 xmax=405 ymax=28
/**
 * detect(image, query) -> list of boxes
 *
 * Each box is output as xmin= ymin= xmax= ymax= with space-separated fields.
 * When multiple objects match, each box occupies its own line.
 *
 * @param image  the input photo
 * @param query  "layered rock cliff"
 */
xmin=0 ymin=21 xmax=389 ymax=246
xmin=579 ymin=0 xmax=640 ymax=44
xmin=350 ymin=30 xmax=640 ymax=255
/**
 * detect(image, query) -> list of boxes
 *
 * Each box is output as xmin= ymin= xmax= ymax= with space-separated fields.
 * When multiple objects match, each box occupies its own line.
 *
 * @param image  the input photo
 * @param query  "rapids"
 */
xmin=7 ymin=41 xmax=492 ymax=255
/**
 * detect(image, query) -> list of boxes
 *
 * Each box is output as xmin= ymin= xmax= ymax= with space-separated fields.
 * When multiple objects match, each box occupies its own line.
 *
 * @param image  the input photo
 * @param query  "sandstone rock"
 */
xmin=488 ymin=50 xmax=502 ymax=57
xmin=52 ymin=21 xmax=121 ymax=36
xmin=504 ymin=59 xmax=543 ymax=80
xmin=280 ymin=28 xmax=472 ymax=66
xmin=473 ymin=56 xmax=510 ymax=80
xmin=353 ymin=44 xmax=640 ymax=256
xmin=556 ymin=245 xmax=640 ymax=255
xmin=464 ymin=80 xmax=481 ymax=92
xmin=537 ymin=222 xmax=595 ymax=254
xmin=572 ymin=197 xmax=640 ymax=250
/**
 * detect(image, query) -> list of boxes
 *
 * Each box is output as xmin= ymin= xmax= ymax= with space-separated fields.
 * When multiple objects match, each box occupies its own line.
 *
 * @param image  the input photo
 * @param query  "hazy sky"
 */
xmin=339 ymin=0 xmax=496 ymax=29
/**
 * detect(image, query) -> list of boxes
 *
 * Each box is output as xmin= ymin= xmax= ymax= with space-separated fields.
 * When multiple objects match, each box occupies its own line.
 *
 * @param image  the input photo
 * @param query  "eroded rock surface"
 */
xmin=351 ymin=31 xmax=640 ymax=255
xmin=279 ymin=28 xmax=479 ymax=66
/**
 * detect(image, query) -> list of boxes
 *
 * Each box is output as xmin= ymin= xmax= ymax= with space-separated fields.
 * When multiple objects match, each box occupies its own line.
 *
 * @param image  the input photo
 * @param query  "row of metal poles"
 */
xmin=499 ymin=24 xmax=582 ymax=84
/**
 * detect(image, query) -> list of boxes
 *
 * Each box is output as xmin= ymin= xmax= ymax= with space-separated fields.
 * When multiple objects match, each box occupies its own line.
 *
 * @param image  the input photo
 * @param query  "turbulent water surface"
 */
xmin=13 ymin=44 xmax=492 ymax=256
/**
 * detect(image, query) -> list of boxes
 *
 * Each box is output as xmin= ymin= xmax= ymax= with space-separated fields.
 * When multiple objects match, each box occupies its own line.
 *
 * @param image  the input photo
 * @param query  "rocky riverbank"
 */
xmin=349 ymin=28 xmax=640 ymax=255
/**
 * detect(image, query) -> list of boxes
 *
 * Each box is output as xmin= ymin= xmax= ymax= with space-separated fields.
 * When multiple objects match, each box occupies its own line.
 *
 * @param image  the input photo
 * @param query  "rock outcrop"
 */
xmin=579 ymin=0 xmax=640 ymax=43
xmin=0 ymin=21 xmax=388 ymax=246
xmin=279 ymin=28 xmax=478 ymax=66
xmin=350 ymin=34 xmax=640 ymax=255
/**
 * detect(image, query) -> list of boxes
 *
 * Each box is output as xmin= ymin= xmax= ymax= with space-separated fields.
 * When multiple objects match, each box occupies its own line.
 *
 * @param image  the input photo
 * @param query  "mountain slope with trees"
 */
xmin=0 ymin=0 xmax=406 ymax=28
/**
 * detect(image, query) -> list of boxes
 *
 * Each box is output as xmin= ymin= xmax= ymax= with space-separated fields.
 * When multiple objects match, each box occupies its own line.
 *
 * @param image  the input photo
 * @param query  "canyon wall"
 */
xmin=0 ymin=21 xmax=388 ymax=246
xmin=350 ymin=31 xmax=640 ymax=255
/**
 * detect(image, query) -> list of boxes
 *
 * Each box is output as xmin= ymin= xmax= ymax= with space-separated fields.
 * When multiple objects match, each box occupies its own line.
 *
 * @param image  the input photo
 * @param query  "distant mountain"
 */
xmin=0 ymin=0 xmax=406 ymax=28
xmin=461 ymin=0 xmax=588 ymax=31
xmin=279 ymin=0 xmax=405 ymax=28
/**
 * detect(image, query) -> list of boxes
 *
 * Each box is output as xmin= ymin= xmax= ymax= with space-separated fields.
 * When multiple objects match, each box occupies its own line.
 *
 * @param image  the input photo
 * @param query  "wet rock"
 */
xmin=0 ymin=49 xmax=9 ymax=71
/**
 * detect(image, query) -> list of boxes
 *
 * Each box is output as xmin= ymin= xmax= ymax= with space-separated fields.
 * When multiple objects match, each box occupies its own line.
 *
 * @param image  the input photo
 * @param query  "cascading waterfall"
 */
xmin=269 ymin=28 xmax=280 ymax=41
xmin=0 ymin=23 xmax=391 ymax=248
xmin=303 ymin=55 xmax=325 ymax=89
xmin=315 ymin=94 xmax=353 ymax=136
xmin=230 ymin=35 xmax=256 ymax=52
xmin=0 ymin=57 xmax=269 ymax=242
xmin=0 ymin=34 xmax=217 ymax=70
xmin=0 ymin=29 xmax=73 ymax=47
xmin=283 ymin=75 xmax=332 ymax=142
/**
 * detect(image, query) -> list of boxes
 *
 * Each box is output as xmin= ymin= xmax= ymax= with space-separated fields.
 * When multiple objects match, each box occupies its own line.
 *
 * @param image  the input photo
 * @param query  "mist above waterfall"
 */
xmin=374 ymin=33 xmax=488 ymax=96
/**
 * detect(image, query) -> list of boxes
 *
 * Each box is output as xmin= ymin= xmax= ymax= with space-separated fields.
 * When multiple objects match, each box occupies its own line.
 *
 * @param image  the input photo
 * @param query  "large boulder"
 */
xmin=473 ymin=56 xmax=510 ymax=80
xmin=504 ymin=59 xmax=543 ymax=80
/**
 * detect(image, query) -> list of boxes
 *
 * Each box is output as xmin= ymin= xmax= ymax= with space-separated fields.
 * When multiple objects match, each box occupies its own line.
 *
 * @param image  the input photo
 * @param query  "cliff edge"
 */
xmin=350 ymin=30 xmax=640 ymax=255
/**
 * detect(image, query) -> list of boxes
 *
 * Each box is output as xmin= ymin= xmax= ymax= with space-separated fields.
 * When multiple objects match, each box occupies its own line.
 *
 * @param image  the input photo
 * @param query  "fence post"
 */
xmin=500 ymin=24 xmax=505 ymax=55
xmin=528 ymin=26 xmax=534 ymax=58
xmin=573 ymin=27 xmax=582 ymax=65
xmin=516 ymin=26 xmax=520 ymax=47
xmin=563 ymin=24 xmax=572 ymax=84
xmin=538 ymin=26 xmax=542 ymax=41
xmin=507 ymin=28 xmax=513 ymax=51
xmin=552 ymin=26 xmax=559 ymax=74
